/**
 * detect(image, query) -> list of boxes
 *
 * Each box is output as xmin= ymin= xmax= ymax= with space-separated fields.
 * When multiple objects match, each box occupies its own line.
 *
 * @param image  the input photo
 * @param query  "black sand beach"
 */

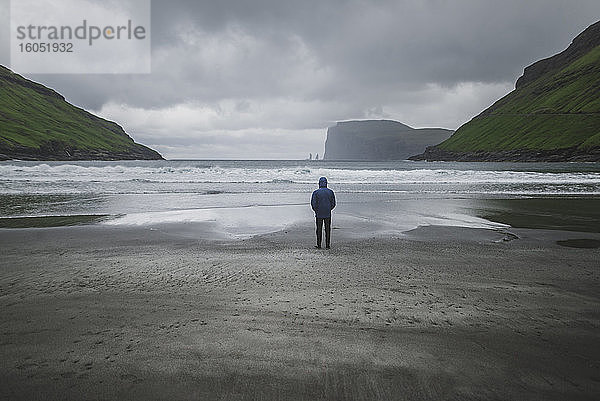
xmin=1 ymin=223 xmax=599 ymax=400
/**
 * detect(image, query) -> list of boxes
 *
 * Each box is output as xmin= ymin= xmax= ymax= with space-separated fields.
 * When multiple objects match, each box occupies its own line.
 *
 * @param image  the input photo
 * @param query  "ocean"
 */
xmin=1 ymin=160 xmax=599 ymax=235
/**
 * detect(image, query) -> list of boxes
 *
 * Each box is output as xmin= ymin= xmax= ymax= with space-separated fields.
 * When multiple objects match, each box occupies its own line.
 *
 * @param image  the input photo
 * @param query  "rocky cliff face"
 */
xmin=0 ymin=140 xmax=162 ymax=161
xmin=413 ymin=145 xmax=600 ymax=163
xmin=324 ymin=120 xmax=453 ymax=160
xmin=0 ymin=66 xmax=163 ymax=161
xmin=515 ymin=21 xmax=600 ymax=90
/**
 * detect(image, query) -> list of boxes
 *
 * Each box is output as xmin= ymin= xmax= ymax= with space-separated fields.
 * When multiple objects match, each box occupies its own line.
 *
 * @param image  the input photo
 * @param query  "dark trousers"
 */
xmin=316 ymin=217 xmax=331 ymax=248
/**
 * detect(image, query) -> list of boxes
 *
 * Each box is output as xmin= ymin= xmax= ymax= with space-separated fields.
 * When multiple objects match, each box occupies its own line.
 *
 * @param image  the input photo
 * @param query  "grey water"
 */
xmin=0 ymin=160 xmax=599 ymax=234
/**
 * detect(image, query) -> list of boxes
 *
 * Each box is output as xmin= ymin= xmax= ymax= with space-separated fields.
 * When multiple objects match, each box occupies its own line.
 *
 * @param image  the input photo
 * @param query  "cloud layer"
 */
xmin=3 ymin=0 xmax=600 ymax=159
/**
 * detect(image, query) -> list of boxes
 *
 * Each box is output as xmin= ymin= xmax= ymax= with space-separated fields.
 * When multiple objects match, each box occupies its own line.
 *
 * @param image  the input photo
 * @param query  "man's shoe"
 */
xmin=315 ymin=245 xmax=321 ymax=249
xmin=326 ymin=245 xmax=330 ymax=249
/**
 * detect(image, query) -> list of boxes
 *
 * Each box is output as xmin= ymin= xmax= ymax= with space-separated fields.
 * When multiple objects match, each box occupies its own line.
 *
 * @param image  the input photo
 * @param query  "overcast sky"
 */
xmin=2 ymin=0 xmax=600 ymax=159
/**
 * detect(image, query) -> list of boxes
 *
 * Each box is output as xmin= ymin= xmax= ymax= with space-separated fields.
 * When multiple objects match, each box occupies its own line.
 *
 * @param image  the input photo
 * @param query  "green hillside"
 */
xmin=0 ymin=66 xmax=162 ymax=160
xmin=414 ymin=21 xmax=600 ymax=162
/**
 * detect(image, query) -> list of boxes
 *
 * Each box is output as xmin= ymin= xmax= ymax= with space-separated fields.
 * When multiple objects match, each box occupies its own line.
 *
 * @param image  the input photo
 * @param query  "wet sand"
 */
xmin=0 ymin=223 xmax=599 ymax=400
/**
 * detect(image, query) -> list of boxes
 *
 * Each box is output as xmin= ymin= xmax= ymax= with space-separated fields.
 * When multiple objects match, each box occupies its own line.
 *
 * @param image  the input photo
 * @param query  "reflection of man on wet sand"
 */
xmin=311 ymin=177 xmax=336 ymax=249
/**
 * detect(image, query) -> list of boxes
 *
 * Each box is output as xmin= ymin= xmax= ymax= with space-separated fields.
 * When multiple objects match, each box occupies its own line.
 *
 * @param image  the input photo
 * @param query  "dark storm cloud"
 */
xmin=2 ymin=0 xmax=600 ymax=158
xmin=36 ymin=0 xmax=600 ymax=103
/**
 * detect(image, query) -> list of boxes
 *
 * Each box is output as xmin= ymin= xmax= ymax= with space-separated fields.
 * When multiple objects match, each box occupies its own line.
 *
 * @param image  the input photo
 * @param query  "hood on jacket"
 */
xmin=319 ymin=177 xmax=328 ymax=188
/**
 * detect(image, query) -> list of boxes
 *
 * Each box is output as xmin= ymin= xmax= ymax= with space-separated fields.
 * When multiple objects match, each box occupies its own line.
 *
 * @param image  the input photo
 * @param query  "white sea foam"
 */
xmin=1 ymin=163 xmax=599 ymax=186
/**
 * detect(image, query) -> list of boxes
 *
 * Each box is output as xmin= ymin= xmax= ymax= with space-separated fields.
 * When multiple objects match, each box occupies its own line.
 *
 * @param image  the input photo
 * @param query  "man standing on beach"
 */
xmin=311 ymin=177 xmax=336 ymax=249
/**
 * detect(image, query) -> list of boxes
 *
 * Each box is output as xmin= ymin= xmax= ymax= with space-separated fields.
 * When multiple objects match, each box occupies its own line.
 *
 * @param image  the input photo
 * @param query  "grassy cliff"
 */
xmin=324 ymin=120 xmax=453 ymax=160
xmin=0 ymin=66 xmax=162 ymax=160
xmin=413 ymin=21 xmax=600 ymax=162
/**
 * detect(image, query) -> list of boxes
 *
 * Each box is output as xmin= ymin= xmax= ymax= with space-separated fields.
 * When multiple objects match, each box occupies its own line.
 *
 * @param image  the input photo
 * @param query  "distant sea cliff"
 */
xmin=412 ymin=20 xmax=600 ymax=162
xmin=0 ymin=66 xmax=162 ymax=161
xmin=324 ymin=120 xmax=453 ymax=160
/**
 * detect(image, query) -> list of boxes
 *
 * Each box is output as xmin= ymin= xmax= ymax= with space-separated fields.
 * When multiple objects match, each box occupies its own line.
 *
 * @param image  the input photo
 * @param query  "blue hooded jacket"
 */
xmin=311 ymin=177 xmax=336 ymax=218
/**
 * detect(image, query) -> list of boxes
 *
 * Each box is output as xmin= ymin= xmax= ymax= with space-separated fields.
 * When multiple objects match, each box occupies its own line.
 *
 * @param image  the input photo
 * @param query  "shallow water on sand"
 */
xmin=0 ymin=160 xmax=598 ymax=234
